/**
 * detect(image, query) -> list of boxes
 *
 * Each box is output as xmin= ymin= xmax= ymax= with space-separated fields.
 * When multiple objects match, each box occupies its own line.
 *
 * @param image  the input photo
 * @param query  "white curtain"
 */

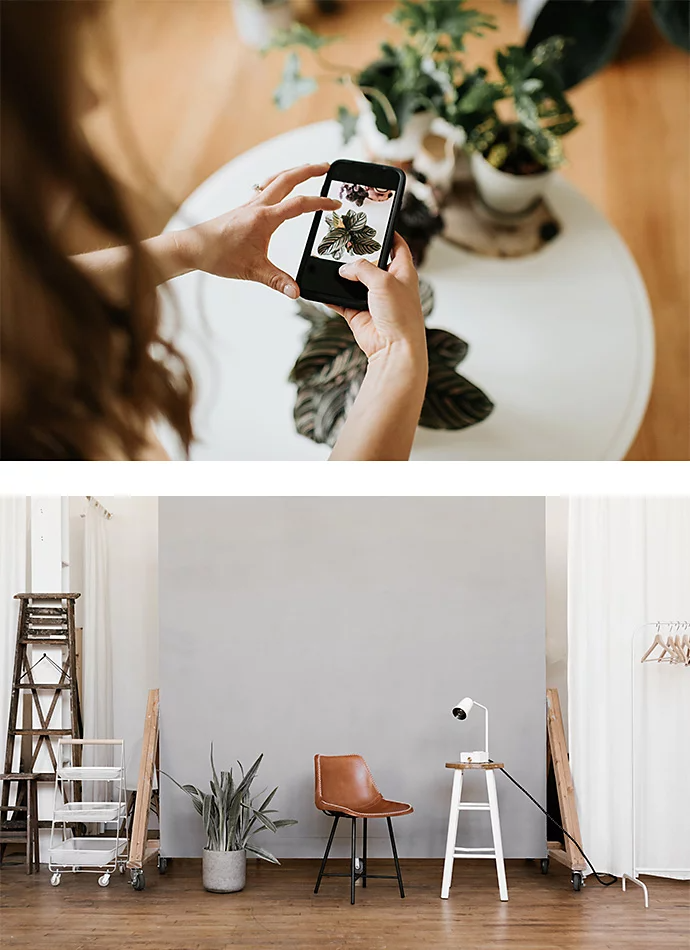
xmin=568 ymin=498 xmax=690 ymax=880
xmin=0 ymin=498 xmax=27 ymax=761
xmin=82 ymin=500 xmax=113 ymax=794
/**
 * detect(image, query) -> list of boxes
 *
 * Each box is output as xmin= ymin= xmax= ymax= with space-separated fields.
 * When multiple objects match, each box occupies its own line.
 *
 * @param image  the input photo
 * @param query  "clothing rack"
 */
xmin=83 ymin=497 xmax=113 ymax=520
xmin=624 ymin=621 xmax=690 ymax=907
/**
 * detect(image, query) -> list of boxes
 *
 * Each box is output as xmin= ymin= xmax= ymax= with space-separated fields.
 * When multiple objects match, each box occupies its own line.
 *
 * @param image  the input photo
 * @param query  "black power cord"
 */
xmin=491 ymin=761 xmax=617 ymax=887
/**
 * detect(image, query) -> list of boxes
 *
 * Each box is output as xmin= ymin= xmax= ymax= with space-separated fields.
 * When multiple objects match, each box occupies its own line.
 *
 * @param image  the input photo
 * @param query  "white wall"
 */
xmin=68 ymin=497 xmax=158 ymax=779
xmin=159 ymin=497 xmax=547 ymax=860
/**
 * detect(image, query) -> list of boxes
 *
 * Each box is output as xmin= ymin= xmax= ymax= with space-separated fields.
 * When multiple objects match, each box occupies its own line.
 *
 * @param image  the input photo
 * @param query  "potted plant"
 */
xmin=446 ymin=37 xmax=578 ymax=214
xmin=265 ymin=0 xmax=495 ymax=164
xmin=233 ymin=0 xmax=293 ymax=50
xmin=164 ymin=748 xmax=297 ymax=893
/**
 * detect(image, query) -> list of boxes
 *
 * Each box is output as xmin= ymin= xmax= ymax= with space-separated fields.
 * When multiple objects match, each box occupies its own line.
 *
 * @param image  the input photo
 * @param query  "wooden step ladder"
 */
xmin=0 ymin=593 xmax=83 ymax=861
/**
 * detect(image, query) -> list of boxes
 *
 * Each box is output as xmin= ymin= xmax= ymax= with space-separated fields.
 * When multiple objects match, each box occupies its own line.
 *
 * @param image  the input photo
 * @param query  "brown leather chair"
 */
xmin=313 ymin=754 xmax=413 ymax=904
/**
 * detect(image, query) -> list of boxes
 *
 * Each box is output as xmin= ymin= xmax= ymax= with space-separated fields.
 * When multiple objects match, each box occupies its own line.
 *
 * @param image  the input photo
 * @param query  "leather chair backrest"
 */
xmin=314 ymin=754 xmax=382 ymax=812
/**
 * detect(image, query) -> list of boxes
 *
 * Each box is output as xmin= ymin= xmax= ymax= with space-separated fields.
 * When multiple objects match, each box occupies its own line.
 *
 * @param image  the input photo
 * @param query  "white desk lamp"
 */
xmin=452 ymin=697 xmax=489 ymax=763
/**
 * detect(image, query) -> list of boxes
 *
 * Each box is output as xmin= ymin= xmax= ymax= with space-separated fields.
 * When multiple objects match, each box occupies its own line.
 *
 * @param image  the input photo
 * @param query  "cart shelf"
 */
xmin=53 ymin=801 xmax=126 ymax=823
xmin=58 ymin=766 xmax=122 ymax=781
xmin=49 ymin=837 xmax=128 ymax=867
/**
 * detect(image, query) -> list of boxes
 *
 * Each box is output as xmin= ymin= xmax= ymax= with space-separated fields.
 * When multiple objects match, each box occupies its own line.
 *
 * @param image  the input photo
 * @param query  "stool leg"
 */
xmin=386 ymin=818 xmax=405 ymax=898
xmin=314 ymin=815 xmax=339 ymax=894
xmin=441 ymin=770 xmax=463 ymax=898
xmin=350 ymin=818 xmax=357 ymax=905
xmin=486 ymin=770 xmax=508 ymax=901
xmin=362 ymin=818 xmax=367 ymax=888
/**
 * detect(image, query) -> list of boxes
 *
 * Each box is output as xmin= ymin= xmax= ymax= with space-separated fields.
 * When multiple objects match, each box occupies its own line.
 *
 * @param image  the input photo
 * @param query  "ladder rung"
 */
xmin=458 ymin=803 xmax=491 ymax=811
xmin=10 ymin=729 xmax=72 ymax=736
xmin=14 ymin=683 xmax=70 ymax=690
xmin=0 ymin=805 xmax=28 ymax=811
xmin=455 ymin=847 xmax=495 ymax=853
xmin=19 ymin=638 xmax=68 ymax=645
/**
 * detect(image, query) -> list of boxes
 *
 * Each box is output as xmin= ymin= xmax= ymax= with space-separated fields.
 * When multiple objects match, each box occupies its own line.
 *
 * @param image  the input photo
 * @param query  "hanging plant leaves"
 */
xmin=337 ymin=105 xmax=359 ymax=145
xmin=273 ymin=52 xmax=318 ymax=110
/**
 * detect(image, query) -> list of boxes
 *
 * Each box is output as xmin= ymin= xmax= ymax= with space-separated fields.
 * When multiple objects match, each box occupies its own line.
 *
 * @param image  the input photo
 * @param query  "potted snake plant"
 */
xmin=164 ymin=748 xmax=297 ymax=893
xmin=446 ymin=37 xmax=578 ymax=214
xmin=265 ymin=0 xmax=495 ymax=164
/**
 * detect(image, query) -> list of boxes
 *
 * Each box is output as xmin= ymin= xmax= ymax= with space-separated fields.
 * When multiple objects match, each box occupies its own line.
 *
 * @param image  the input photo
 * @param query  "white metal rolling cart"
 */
xmin=49 ymin=739 xmax=128 ymax=888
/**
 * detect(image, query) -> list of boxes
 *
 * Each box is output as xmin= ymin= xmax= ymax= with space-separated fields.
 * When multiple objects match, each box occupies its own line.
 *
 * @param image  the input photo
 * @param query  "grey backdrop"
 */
xmin=159 ymin=497 xmax=546 ymax=859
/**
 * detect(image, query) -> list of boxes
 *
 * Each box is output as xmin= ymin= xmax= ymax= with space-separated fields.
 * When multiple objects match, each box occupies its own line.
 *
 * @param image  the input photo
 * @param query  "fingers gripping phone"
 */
xmin=296 ymin=159 xmax=406 ymax=310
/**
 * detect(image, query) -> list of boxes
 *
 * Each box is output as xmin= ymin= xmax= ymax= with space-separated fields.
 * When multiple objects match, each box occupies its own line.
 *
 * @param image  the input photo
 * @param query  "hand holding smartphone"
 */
xmin=296 ymin=159 xmax=406 ymax=310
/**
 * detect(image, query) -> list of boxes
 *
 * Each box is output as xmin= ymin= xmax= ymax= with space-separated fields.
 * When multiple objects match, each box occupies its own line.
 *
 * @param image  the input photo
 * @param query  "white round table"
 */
xmin=161 ymin=121 xmax=654 ymax=460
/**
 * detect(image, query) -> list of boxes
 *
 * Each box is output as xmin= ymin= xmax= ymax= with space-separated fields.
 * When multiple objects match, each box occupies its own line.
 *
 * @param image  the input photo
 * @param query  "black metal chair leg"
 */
xmin=350 ymin=817 xmax=357 ymax=904
xmin=314 ymin=815 xmax=340 ymax=894
xmin=387 ymin=817 xmax=405 ymax=898
xmin=362 ymin=818 xmax=367 ymax=888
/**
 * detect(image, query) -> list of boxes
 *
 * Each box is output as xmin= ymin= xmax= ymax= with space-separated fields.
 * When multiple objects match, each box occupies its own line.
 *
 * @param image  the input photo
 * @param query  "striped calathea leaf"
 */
xmin=317 ymin=210 xmax=382 ymax=260
xmin=289 ymin=279 xmax=494 ymax=446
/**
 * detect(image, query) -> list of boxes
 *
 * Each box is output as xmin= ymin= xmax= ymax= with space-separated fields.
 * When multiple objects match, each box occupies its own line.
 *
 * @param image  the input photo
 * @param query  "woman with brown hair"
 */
xmin=0 ymin=2 xmax=427 ymax=461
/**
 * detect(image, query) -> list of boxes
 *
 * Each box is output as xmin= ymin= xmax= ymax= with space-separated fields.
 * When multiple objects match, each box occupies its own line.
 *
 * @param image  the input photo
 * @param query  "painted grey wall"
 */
xmin=159 ymin=497 xmax=546 ymax=860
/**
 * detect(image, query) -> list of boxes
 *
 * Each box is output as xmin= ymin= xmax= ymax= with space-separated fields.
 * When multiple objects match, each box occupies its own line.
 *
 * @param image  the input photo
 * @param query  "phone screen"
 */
xmin=297 ymin=161 xmax=405 ymax=308
xmin=312 ymin=181 xmax=397 ymax=265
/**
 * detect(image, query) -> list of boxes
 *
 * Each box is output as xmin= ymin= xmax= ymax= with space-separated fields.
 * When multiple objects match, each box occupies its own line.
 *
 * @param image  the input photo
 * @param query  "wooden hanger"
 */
xmin=640 ymin=633 xmax=670 ymax=663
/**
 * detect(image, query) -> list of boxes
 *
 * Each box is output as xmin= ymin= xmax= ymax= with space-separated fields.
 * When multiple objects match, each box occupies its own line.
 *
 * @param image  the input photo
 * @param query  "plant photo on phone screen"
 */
xmin=312 ymin=180 xmax=396 ymax=264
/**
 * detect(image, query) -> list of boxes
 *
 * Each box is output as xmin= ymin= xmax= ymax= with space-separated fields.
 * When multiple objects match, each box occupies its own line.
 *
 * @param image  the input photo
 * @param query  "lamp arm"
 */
xmin=474 ymin=702 xmax=489 ymax=756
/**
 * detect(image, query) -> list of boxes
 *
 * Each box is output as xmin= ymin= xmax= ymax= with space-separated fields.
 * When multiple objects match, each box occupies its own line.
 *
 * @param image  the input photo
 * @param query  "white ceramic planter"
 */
xmin=470 ymin=151 xmax=553 ymax=215
xmin=356 ymin=92 xmax=433 ymax=166
xmin=202 ymin=848 xmax=247 ymax=893
xmin=232 ymin=0 xmax=292 ymax=49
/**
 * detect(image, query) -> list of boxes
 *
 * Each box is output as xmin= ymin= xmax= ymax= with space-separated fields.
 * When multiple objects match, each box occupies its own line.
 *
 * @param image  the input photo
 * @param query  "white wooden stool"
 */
xmin=440 ymin=761 xmax=508 ymax=901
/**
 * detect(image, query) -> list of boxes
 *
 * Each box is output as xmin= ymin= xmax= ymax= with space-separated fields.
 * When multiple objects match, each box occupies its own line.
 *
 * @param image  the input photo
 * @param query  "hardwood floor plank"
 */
xmin=1 ymin=859 xmax=688 ymax=950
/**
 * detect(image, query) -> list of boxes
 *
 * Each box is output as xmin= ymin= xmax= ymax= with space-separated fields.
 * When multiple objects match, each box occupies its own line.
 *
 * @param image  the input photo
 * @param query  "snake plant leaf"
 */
xmin=246 ymin=843 xmax=281 ymax=865
xmin=337 ymin=105 xmax=359 ymax=144
xmin=273 ymin=52 xmax=318 ymax=110
xmin=651 ymin=0 xmax=690 ymax=51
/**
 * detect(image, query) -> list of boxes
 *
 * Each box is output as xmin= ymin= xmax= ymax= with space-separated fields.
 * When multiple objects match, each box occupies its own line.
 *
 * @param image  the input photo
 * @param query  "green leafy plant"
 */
xmin=318 ymin=210 xmax=381 ymax=260
xmin=163 ymin=748 xmax=297 ymax=864
xmin=265 ymin=0 xmax=496 ymax=141
xmin=447 ymin=37 xmax=578 ymax=172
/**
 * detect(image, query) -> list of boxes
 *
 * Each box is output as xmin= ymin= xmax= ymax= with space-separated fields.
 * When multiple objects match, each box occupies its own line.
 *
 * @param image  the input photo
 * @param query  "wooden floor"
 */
xmin=1 ymin=859 xmax=688 ymax=950
xmin=77 ymin=0 xmax=690 ymax=460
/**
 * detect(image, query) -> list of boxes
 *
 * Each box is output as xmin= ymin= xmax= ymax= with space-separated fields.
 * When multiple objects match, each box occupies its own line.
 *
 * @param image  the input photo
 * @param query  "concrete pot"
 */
xmin=470 ymin=150 xmax=553 ymax=215
xmin=232 ymin=0 xmax=292 ymax=49
xmin=202 ymin=848 xmax=247 ymax=893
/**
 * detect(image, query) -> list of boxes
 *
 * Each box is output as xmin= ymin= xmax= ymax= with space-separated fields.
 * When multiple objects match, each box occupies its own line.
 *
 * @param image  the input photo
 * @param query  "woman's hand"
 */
xmin=331 ymin=234 xmax=427 ymax=375
xmin=181 ymin=162 xmax=340 ymax=299
xmin=328 ymin=234 xmax=429 ymax=462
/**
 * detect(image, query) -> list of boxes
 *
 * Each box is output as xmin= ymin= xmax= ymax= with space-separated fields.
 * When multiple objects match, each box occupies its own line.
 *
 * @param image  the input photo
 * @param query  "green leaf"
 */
xmin=390 ymin=0 xmax=497 ymax=52
xmin=273 ymin=53 xmax=318 ymax=111
xmin=337 ymin=105 xmax=358 ymax=145
xmin=245 ymin=843 xmax=281 ymax=865
xmin=264 ymin=22 xmax=337 ymax=53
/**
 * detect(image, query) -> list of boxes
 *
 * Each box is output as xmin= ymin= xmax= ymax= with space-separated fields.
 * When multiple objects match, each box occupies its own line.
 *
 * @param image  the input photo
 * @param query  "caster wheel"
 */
xmin=50 ymin=873 xmax=61 ymax=886
xmin=158 ymin=856 xmax=169 ymax=875
xmin=98 ymin=873 xmax=111 ymax=887
xmin=572 ymin=872 xmax=583 ymax=891
xmin=541 ymin=858 xmax=550 ymax=875
xmin=131 ymin=869 xmax=145 ymax=891
xmin=119 ymin=864 xmax=125 ymax=874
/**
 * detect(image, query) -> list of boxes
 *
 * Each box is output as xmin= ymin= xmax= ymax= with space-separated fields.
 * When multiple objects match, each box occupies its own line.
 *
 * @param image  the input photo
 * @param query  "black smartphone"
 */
xmin=296 ymin=159 xmax=406 ymax=310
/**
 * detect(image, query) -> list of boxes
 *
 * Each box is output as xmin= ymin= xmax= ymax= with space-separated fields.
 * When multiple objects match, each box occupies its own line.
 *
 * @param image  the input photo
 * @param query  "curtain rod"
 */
xmin=85 ymin=496 xmax=113 ymax=520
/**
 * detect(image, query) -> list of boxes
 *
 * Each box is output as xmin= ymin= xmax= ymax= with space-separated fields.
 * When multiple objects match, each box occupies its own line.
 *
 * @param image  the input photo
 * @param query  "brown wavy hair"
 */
xmin=1 ymin=1 xmax=194 ymax=459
